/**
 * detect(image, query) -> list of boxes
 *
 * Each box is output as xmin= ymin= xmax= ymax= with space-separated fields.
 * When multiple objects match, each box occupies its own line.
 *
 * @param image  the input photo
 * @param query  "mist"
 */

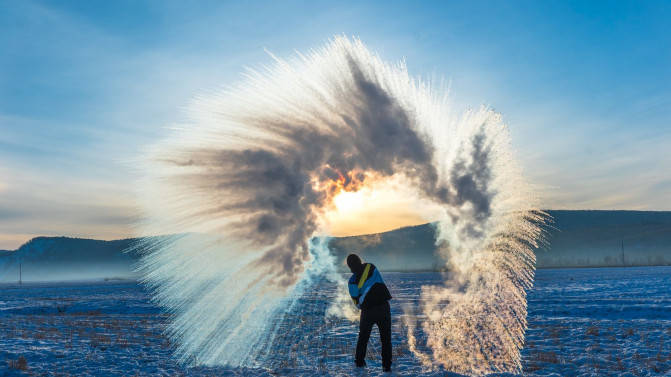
xmin=135 ymin=37 xmax=546 ymax=374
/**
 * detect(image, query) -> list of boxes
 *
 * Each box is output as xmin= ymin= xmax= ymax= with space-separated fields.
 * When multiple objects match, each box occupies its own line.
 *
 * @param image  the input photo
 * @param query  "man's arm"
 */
xmin=348 ymin=275 xmax=360 ymax=306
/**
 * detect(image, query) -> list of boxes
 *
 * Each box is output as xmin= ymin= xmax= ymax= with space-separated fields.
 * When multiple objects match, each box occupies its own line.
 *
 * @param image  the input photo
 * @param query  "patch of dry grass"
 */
xmin=7 ymin=355 xmax=28 ymax=370
xmin=585 ymin=325 xmax=599 ymax=337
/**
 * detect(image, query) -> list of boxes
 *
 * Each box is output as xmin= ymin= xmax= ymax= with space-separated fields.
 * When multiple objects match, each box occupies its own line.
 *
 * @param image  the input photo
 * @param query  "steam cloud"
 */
xmin=136 ymin=37 xmax=547 ymax=374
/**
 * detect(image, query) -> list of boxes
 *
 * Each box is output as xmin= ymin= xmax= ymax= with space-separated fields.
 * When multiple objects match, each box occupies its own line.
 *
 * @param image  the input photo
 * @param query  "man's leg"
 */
xmin=379 ymin=302 xmax=392 ymax=371
xmin=355 ymin=309 xmax=374 ymax=367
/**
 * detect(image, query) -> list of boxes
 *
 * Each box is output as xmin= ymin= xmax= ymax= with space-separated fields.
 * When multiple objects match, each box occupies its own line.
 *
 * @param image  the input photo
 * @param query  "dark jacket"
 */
xmin=348 ymin=263 xmax=392 ymax=310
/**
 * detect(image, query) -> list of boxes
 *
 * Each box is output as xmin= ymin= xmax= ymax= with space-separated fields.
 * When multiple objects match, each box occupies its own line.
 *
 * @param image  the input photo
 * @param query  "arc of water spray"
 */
xmin=135 ymin=36 xmax=547 ymax=375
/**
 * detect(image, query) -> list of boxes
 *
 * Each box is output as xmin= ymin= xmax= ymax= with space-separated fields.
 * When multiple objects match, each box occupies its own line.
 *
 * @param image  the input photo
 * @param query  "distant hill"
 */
xmin=535 ymin=210 xmax=671 ymax=268
xmin=1 ymin=210 xmax=670 ymax=282
xmin=328 ymin=223 xmax=440 ymax=271
xmin=0 ymin=237 xmax=141 ymax=282
xmin=329 ymin=210 xmax=671 ymax=271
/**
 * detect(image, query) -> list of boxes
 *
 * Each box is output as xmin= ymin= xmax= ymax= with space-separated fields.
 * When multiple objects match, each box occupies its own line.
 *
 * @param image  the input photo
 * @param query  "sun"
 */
xmin=332 ymin=190 xmax=365 ymax=214
xmin=320 ymin=175 xmax=443 ymax=237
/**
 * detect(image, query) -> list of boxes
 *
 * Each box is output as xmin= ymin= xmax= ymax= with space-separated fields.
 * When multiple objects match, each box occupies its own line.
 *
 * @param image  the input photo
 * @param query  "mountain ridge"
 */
xmin=1 ymin=210 xmax=670 ymax=282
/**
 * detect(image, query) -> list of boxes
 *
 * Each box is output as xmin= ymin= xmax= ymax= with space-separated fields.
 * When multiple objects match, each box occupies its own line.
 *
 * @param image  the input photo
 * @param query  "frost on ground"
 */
xmin=1 ymin=267 xmax=670 ymax=376
xmin=522 ymin=267 xmax=671 ymax=376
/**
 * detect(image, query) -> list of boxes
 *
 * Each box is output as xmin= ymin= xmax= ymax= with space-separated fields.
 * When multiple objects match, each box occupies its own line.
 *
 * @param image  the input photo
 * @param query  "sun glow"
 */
xmin=320 ymin=175 xmax=444 ymax=237
xmin=332 ymin=190 xmax=364 ymax=213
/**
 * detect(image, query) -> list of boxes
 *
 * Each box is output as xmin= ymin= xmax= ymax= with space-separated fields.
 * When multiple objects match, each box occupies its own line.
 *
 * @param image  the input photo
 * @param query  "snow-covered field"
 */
xmin=1 ymin=267 xmax=670 ymax=376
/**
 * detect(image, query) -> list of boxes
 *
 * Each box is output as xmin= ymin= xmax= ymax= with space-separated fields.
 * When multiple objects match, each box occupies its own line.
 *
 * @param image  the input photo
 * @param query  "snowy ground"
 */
xmin=1 ymin=267 xmax=670 ymax=376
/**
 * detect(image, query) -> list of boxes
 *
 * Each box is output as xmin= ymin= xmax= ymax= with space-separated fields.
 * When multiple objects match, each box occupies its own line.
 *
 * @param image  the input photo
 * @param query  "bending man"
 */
xmin=346 ymin=254 xmax=393 ymax=372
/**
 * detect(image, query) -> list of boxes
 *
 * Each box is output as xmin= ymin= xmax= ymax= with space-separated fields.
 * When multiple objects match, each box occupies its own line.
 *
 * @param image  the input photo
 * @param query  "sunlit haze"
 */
xmin=321 ymin=177 xmax=443 ymax=237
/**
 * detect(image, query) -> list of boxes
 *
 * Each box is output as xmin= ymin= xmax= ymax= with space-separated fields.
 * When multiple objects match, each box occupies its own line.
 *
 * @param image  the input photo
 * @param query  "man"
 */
xmin=346 ymin=253 xmax=393 ymax=372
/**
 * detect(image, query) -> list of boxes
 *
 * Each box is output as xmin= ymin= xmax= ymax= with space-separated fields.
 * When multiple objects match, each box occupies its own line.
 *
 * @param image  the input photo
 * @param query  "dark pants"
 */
xmin=355 ymin=301 xmax=392 ymax=369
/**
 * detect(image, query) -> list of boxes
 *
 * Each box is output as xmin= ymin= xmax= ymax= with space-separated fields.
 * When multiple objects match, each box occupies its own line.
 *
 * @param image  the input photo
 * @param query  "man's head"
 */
xmin=346 ymin=254 xmax=363 ymax=274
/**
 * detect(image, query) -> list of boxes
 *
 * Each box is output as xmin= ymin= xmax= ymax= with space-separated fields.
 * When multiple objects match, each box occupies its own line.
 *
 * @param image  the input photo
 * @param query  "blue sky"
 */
xmin=1 ymin=0 xmax=670 ymax=249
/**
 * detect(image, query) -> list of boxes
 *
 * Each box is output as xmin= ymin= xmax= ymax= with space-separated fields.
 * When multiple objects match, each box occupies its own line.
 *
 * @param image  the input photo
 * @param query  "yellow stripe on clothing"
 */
xmin=358 ymin=264 xmax=371 ymax=289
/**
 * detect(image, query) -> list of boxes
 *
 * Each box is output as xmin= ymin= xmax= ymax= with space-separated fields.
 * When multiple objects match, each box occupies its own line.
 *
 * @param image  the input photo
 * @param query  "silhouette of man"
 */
xmin=347 ymin=253 xmax=393 ymax=372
